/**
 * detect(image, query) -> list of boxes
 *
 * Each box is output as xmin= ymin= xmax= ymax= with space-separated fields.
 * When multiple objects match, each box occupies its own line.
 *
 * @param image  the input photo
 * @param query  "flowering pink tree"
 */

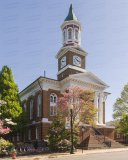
xmin=0 ymin=120 xmax=10 ymax=135
xmin=46 ymin=86 xmax=98 ymax=151
xmin=0 ymin=100 xmax=10 ymax=135
xmin=54 ymin=86 xmax=98 ymax=127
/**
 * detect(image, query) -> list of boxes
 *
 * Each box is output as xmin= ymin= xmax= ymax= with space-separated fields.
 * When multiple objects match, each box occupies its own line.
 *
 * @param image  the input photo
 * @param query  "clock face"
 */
xmin=73 ymin=56 xmax=81 ymax=67
xmin=61 ymin=56 xmax=66 ymax=68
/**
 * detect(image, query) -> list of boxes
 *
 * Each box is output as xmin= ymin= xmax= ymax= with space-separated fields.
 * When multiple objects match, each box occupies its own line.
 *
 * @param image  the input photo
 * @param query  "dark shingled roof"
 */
xmin=64 ymin=4 xmax=78 ymax=22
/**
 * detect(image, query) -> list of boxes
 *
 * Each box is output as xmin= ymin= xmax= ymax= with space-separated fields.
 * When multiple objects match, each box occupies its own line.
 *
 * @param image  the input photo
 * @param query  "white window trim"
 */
xmin=37 ymin=95 xmax=41 ymax=117
xmin=63 ymin=30 xmax=66 ymax=42
xmin=50 ymin=93 xmax=57 ymax=116
xmin=36 ymin=128 xmax=39 ymax=139
xmin=117 ymin=134 xmax=120 ymax=138
xmin=75 ymin=28 xmax=79 ymax=40
xmin=68 ymin=27 xmax=73 ymax=40
xmin=50 ymin=105 xmax=56 ymax=116
xmin=28 ymin=129 xmax=31 ymax=140
xmin=30 ymin=99 xmax=33 ymax=120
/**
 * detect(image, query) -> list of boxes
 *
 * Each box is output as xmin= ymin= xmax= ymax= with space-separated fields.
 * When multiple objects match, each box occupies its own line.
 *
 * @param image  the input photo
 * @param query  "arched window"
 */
xmin=75 ymin=29 xmax=78 ymax=40
xmin=50 ymin=93 xmax=57 ymax=116
xmin=68 ymin=28 xmax=72 ymax=39
xmin=63 ymin=31 xmax=66 ymax=42
xmin=37 ymin=95 xmax=41 ymax=117
xmin=30 ymin=99 xmax=33 ymax=120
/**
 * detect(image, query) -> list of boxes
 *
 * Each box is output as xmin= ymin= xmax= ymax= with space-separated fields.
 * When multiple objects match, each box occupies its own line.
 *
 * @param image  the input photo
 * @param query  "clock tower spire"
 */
xmin=55 ymin=4 xmax=88 ymax=81
xmin=61 ymin=4 xmax=82 ymax=47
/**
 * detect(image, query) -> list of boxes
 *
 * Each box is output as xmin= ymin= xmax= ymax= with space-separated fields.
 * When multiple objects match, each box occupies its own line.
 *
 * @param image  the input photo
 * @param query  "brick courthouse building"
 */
xmin=17 ymin=4 xmax=115 ymax=146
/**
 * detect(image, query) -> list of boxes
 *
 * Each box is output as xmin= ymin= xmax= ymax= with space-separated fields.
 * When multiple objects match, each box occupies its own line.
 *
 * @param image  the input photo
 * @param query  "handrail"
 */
xmin=91 ymin=127 xmax=111 ymax=148
xmin=93 ymin=127 xmax=111 ymax=142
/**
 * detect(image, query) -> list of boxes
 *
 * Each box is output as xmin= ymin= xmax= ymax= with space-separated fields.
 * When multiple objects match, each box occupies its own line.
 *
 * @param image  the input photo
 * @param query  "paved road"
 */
xmin=44 ymin=151 xmax=128 ymax=160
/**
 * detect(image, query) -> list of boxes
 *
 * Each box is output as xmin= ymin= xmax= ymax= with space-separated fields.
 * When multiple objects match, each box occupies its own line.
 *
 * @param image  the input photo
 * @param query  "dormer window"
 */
xmin=63 ymin=31 xmax=66 ymax=42
xmin=68 ymin=28 xmax=72 ymax=39
xmin=75 ymin=29 xmax=78 ymax=40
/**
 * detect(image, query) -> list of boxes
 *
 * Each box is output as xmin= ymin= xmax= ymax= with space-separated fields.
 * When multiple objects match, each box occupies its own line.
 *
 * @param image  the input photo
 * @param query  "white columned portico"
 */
xmin=99 ymin=92 xmax=103 ymax=124
xmin=94 ymin=92 xmax=98 ymax=124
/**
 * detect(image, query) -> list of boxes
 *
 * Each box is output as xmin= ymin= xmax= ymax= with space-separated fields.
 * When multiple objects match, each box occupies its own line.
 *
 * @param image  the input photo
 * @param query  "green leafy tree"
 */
xmin=113 ymin=83 xmax=128 ymax=120
xmin=118 ymin=113 xmax=128 ymax=135
xmin=55 ymin=86 xmax=97 ymax=126
xmin=0 ymin=65 xmax=28 ymax=134
xmin=46 ymin=120 xmax=78 ymax=151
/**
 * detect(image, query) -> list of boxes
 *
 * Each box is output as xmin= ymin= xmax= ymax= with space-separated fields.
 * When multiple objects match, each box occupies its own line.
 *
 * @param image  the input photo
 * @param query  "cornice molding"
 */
xmin=57 ymin=64 xmax=86 ymax=75
xmin=69 ymin=72 xmax=109 ymax=87
xmin=59 ymin=75 xmax=107 ymax=91
xmin=55 ymin=46 xmax=88 ymax=59
xmin=19 ymin=77 xmax=61 ymax=102
xmin=61 ymin=20 xmax=82 ymax=31
xmin=69 ymin=78 xmax=107 ymax=90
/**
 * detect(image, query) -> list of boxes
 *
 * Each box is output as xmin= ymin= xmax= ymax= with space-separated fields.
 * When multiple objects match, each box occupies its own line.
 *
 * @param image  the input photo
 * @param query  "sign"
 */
xmin=65 ymin=117 xmax=71 ymax=129
xmin=82 ymin=126 xmax=85 ymax=131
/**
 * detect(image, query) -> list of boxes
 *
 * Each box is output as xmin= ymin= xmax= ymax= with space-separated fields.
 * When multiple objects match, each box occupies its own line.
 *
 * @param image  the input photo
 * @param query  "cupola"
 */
xmin=61 ymin=4 xmax=82 ymax=47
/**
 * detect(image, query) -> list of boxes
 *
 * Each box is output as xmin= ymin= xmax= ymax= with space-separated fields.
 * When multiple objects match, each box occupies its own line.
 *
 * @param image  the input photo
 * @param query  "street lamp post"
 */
xmin=82 ymin=126 xmax=85 ymax=153
xmin=69 ymin=104 xmax=74 ymax=154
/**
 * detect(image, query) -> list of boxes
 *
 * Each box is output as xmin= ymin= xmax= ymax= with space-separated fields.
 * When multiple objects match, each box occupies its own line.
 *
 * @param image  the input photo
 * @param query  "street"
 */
xmin=44 ymin=151 xmax=128 ymax=160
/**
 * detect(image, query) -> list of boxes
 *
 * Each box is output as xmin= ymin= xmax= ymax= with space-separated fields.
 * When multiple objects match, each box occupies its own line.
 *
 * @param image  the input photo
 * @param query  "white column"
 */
xmin=94 ymin=92 xmax=98 ymax=124
xmin=99 ymin=92 xmax=103 ymax=124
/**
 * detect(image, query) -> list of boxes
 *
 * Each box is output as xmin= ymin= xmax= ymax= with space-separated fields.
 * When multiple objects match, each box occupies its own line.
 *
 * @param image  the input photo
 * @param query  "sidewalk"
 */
xmin=2 ymin=147 xmax=128 ymax=160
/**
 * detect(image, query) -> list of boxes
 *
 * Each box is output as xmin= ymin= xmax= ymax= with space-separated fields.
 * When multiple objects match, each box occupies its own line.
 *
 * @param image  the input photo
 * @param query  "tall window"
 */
xmin=36 ymin=128 xmax=39 ymax=139
xmin=63 ymin=31 xmax=66 ymax=42
xmin=75 ymin=29 xmax=78 ymax=40
xmin=28 ymin=129 xmax=31 ymax=140
xmin=30 ymin=99 xmax=33 ymax=119
xmin=117 ymin=134 xmax=120 ymax=138
xmin=24 ymin=103 xmax=26 ymax=111
xmin=12 ymin=135 xmax=14 ymax=142
xmin=50 ymin=93 xmax=57 ymax=116
xmin=68 ymin=28 xmax=72 ymax=39
xmin=17 ymin=133 xmax=19 ymax=141
xmin=37 ymin=95 xmax=41 ymax=117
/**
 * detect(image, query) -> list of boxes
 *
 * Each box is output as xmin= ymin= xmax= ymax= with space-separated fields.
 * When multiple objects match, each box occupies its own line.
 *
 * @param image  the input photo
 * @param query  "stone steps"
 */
xmin=77 ymin=128 xmax=126 ymax=149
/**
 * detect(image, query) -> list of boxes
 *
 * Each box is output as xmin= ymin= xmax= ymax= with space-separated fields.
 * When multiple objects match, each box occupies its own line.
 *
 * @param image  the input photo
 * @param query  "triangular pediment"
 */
xmin=69 ymin=72 xmax=109 ymax=88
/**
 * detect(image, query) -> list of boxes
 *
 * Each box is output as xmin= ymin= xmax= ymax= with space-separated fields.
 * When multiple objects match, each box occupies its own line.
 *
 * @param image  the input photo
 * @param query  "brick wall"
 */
xmin=58 ymin=51 xmax=85 ymax=71
xmin=78 ymin=127 xmax=90 ymax=144
xmin=58 ymin=68 xmax=83 ymax=81
xmin=97 ymin=128 xmax=114 ymax=140
xmin=114 ymin=132 xmax=124 ymax=143
xmin=20 ymin=88 xmax=62 ymax=142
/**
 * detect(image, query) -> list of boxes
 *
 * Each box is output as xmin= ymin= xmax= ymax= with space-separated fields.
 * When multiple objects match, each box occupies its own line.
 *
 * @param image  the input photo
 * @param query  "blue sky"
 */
xmin=1 ymin=0 xmax=128 ymax=122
